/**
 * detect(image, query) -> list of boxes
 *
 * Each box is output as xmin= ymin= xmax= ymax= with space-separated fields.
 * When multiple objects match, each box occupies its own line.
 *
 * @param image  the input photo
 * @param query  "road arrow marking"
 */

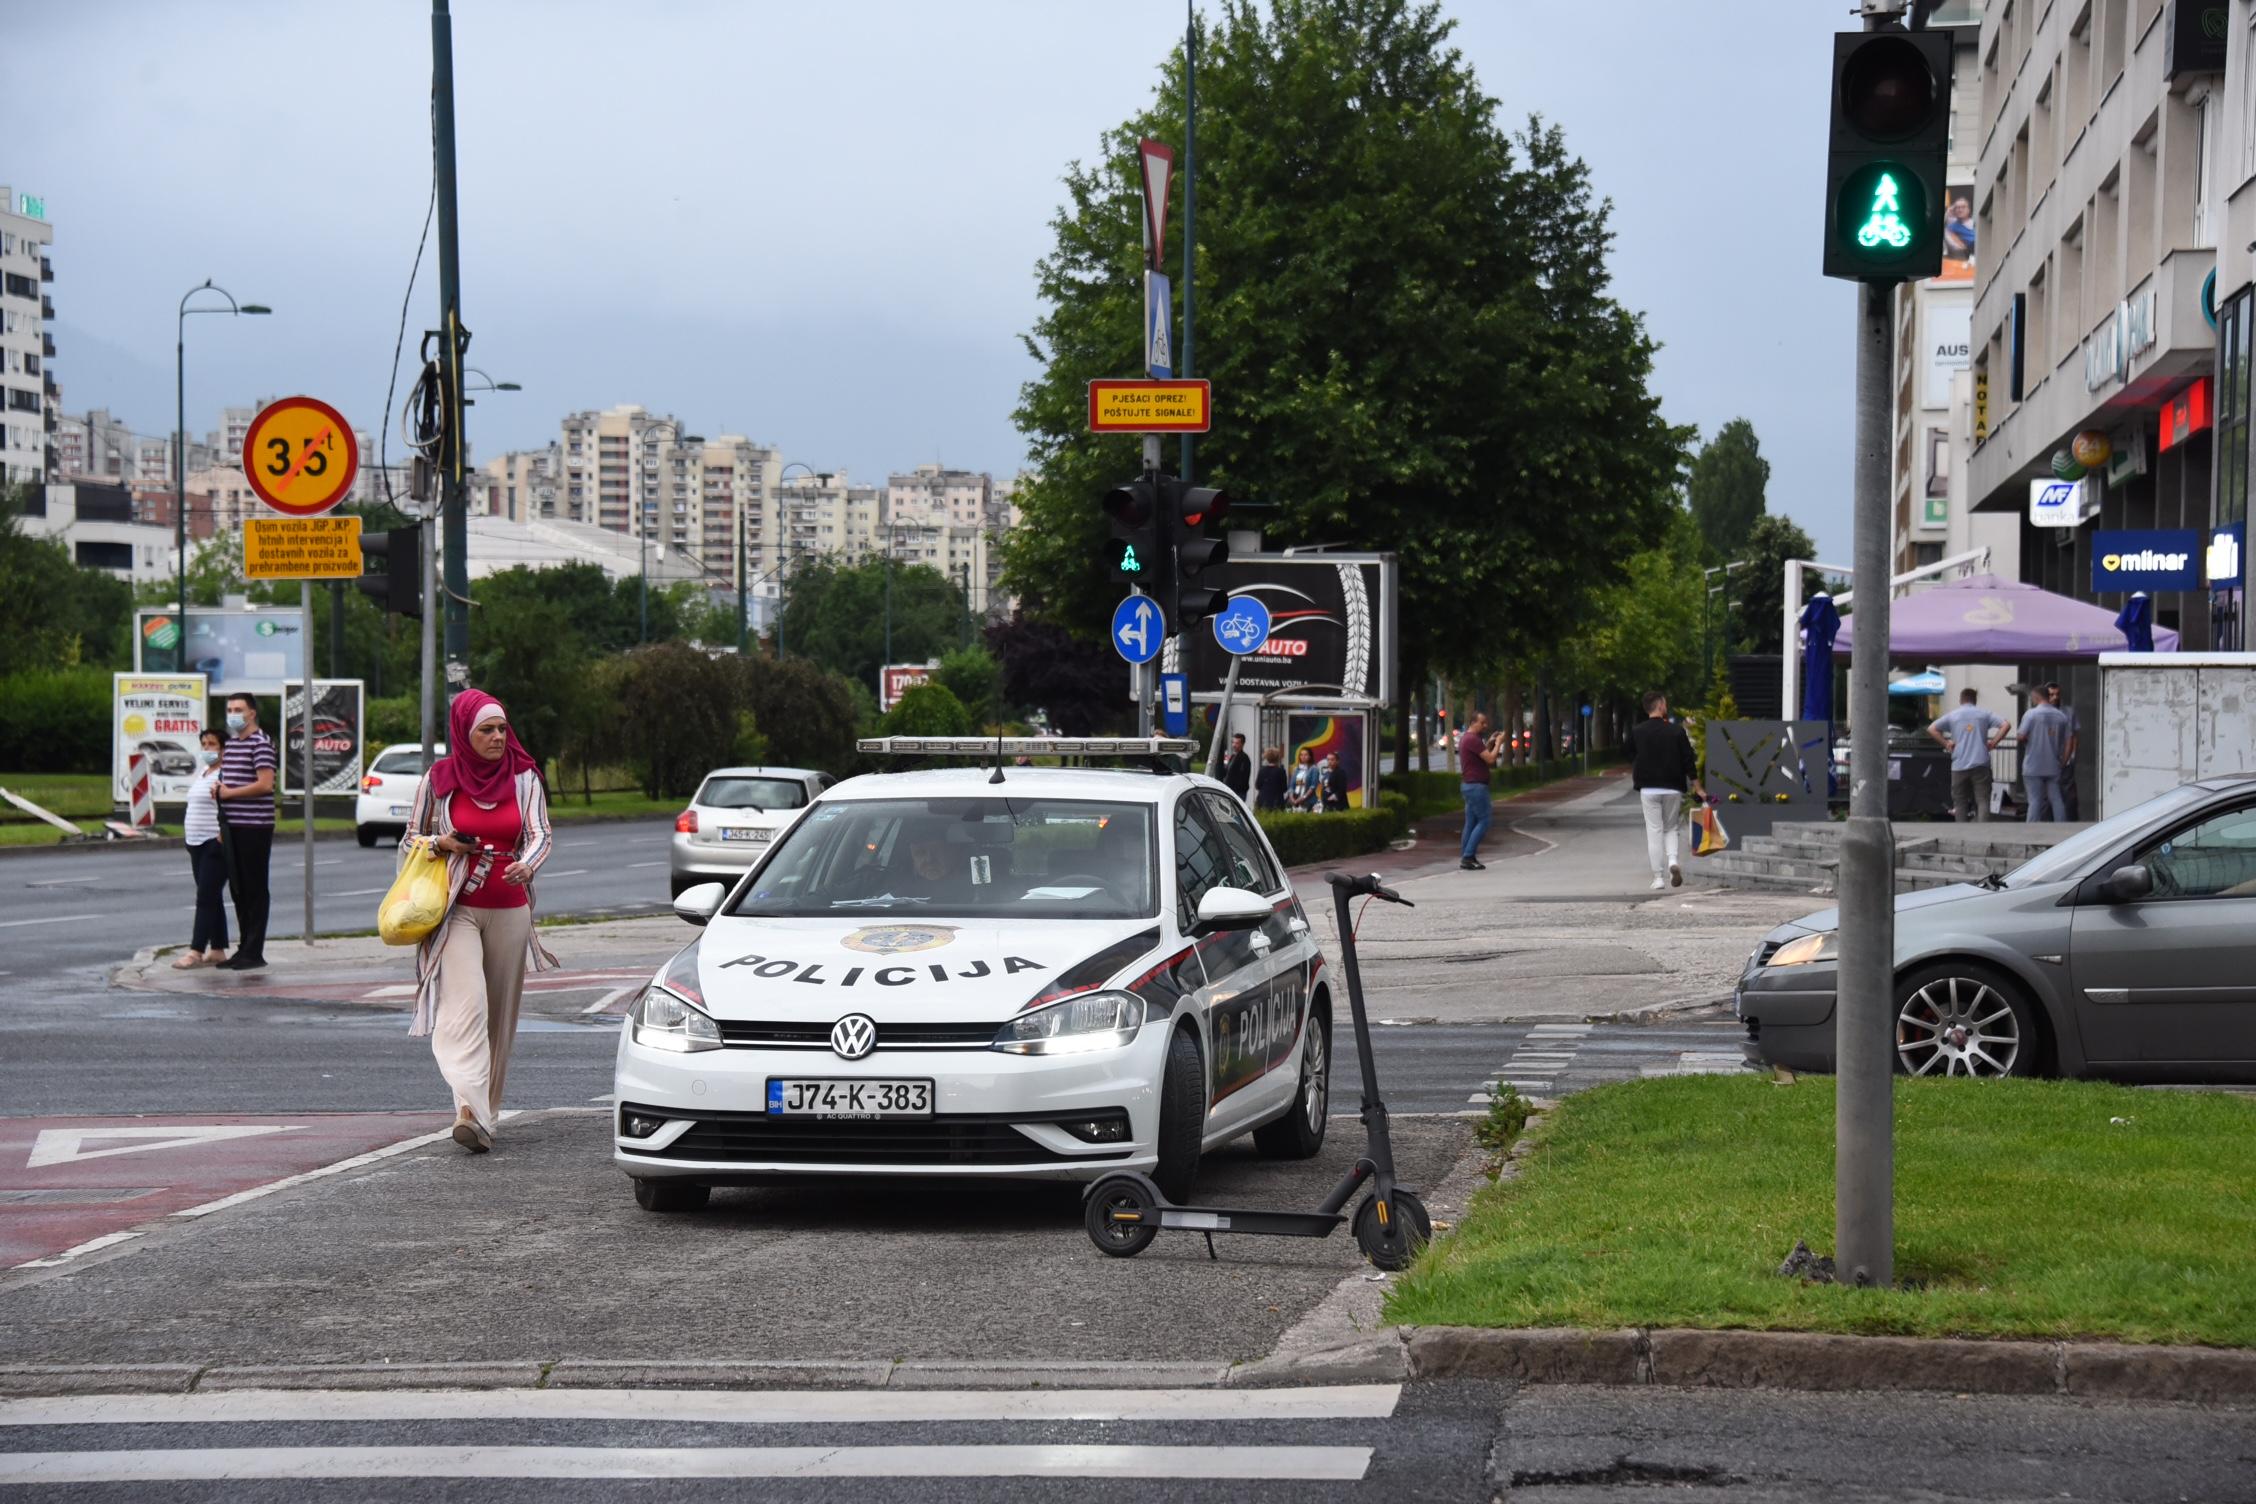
xmin=26 ymin=1125 xmax=301 ymax=1169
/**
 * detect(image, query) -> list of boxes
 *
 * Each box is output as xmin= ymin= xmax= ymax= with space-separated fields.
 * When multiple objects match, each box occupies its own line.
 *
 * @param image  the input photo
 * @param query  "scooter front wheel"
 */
xmin=1084 ymin=1174 xmax=1160 ymax=1258
xmin=1352 ymin=1189 xmax=1432 ymax=1271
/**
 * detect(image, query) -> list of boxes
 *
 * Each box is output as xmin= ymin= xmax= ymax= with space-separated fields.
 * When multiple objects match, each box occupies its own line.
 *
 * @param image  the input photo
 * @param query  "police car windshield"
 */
xmin=725 ymin=796 xmax=1157 ymax=920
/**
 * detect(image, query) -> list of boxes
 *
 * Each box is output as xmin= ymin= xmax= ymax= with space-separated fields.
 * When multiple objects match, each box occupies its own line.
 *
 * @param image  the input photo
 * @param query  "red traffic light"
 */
xmin=1102 ymin=481 xmax=1156 ymax=526
xmin=1840 ymin=35 xmax=1938 ymax=141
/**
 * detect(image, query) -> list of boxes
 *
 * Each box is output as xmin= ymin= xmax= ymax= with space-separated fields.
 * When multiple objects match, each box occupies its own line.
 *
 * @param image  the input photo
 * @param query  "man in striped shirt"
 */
xmin=214 ymin=692 xmax=277 ymax=970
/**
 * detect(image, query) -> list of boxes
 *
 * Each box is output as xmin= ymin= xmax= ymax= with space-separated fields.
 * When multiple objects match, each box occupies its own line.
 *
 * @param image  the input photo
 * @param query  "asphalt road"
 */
xmin=0 ymin=1381 xmax=2242 ymax=1501
xmin=0 ymin=818 xmax=680 ymax=1001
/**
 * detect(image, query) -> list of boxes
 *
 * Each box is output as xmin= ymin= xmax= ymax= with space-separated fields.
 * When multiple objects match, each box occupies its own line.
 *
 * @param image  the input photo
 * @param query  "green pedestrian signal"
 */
xmin=1822 ymin=29 xmax=1950 ymax=283
xmin=1121 ymin=544 xmax=1143 ymax=574
xmin=1856 ymin=173 xmax=1911 ymax=249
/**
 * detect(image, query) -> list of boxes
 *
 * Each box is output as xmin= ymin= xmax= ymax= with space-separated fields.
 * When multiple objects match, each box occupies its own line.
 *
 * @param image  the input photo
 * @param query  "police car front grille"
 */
xmin=621 ymin=1105 xmax=1133 ymax=1166
xmin=716 ymin=1020 xmax=999 ymax=1050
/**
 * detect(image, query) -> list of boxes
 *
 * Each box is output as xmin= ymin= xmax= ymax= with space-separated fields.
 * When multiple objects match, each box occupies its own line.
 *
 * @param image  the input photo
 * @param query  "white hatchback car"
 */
xmin=355 ymin=743 xmax=443 ymax=847
xmin=668 ymin=766 xmax=832 ymax=897
xmin=614 ymin=738 xmax=1332 ymax=1213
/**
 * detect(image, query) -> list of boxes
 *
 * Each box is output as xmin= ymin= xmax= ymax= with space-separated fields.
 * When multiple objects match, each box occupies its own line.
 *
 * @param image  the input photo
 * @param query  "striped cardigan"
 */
xmin=401 ymin=767 xmax=560 ymax=1036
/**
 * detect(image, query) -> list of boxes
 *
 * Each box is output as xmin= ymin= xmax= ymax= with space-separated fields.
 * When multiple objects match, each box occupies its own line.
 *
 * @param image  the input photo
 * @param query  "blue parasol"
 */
xmin=2113 ymin=592 xmax=2156 ymax=652
xmin=1799 ymin=594 xmax=1840 ymax=722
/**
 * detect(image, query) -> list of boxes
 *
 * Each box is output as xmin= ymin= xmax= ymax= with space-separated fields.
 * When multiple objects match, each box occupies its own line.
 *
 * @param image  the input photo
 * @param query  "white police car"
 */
xmin=613 ymin=738 xmax=1333 ymax=1213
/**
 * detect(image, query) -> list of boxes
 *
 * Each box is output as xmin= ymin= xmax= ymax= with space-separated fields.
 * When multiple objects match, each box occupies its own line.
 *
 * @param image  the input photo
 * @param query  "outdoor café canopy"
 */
xmin=1832 ymin=573 xmax=2179 ymax=664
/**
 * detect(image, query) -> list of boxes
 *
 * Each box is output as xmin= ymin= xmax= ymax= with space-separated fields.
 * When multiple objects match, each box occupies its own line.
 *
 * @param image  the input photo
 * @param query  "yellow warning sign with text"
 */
xmin=1088 ymin=379 xmax=1212 ymax=433
xmin=244 ymin=514 xmax=364 ymax=580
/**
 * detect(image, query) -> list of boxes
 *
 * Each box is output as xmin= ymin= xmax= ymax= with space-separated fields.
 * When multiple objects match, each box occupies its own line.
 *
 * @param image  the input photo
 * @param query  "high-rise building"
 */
xmin=478 ymin=444 xmax=562 ymax=523
xmin=557 ymin=405 xmax=778 ymax=585
xmin=54 ymin=408 xmax=139 ymax=484
xmin=0 ymin=185 xmax=55 ymax=487
xmin=884 ymin=463 xmax=1013 ymax=622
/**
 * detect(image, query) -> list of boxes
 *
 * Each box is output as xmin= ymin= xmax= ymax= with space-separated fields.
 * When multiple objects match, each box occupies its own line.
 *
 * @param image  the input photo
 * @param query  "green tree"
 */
xmin=735 ymin=654 xmax=861 ymax=773
xmin=473 ymin=562 xmax=684 ymax=654
xmin=778 ymin=558 xmax=966 ymax=690
xmin=1 ymin=486 xmax=136 ymax=673
xmin=1555 ymin=507 xmax=1706 ymax=712
xmin=1687 ymin=418 xmax=1770 ymax=562
xmin=610 ymin=642 xmax=742 ymax=799
xmin=882 ymin=681 xmax=973 ymax=737
xmin=932 ymin=645 xmax=1004 ymax=727
xmin=468 ymin=595 xmax=588 ymax=772
xmin=1004 ymin=0 xmax=1688 ymax=696
xmin=1729 ymin=514 xmax=1821 ymax=657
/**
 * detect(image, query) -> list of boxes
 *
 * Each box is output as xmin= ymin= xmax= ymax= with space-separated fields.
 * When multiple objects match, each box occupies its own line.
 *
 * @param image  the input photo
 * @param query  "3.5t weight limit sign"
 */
xmin=242 ymin=396 xmax=360 ymax=517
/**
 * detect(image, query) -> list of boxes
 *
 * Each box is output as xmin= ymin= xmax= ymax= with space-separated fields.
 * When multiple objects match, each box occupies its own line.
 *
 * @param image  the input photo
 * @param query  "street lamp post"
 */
xmin=174 ymin=281 xmax=269 ymax=669
xmin=634 ymin=420 xmax=700 ymax=643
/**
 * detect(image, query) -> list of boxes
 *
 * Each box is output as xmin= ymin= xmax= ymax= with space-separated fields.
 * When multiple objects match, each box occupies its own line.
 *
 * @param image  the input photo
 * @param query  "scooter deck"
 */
xmin=1144 ymin=1203 xmax=1346 ymax=1240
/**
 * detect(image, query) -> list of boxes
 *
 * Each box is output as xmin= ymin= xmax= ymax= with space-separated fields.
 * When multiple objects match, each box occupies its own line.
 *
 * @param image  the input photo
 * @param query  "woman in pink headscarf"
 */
xmin=401 ymin=690 xmax=558 ymax=1152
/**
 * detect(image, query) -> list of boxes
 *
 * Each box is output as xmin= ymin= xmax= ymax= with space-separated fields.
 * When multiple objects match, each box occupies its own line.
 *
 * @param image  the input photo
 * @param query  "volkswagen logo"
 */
xmin=829 ymin=1014 xmax=877 ymax=1060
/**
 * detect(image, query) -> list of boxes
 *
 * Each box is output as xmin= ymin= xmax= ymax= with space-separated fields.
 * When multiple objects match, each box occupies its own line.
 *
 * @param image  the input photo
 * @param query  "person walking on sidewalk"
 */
xmin=404 ymin=690 xmax=559 ymax=1153
xmin=1253 ymin=746 xmax=1288 ymax=812
xmin=174 ymin=727 xmax=231 ymax=969
xmin=2017 ymin=688 xmax=2074 ymax=823
xmin=1458 ymin=711 xmax=1499 ymax=870
xmin=1627 ymin=690 xmax=1706 ymax=890
xmin=213 ymin=692 xmax=277 ymax=970
xmin=1221 ymin=733 xmax=1252 ymax=803
xmin=1928 ymin=687 xmax=2008 ymax=822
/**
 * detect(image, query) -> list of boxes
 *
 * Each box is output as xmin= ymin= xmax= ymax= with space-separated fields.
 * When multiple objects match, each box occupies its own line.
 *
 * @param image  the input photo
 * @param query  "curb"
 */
xmin=1404 ymin=1326 xmax=2256 ymax=1401
xmin=3 ymin=1336 xmax=2251 ymax=1399
xmin=1584 ymin=992 xmax=1734 ymax=1025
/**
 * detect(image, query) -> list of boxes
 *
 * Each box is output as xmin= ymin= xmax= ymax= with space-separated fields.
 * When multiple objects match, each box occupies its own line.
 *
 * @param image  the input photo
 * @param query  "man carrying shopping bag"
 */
xmin=1626 ymin=690 xmax=1707 ymax=890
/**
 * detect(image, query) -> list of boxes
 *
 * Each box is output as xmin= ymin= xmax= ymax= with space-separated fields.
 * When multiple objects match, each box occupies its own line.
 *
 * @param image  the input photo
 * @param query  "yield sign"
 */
xmin=1138 ymin=138 xmax=1175 ymax=269
xmin=25 ymin=1124 xmax=300 ymax=1169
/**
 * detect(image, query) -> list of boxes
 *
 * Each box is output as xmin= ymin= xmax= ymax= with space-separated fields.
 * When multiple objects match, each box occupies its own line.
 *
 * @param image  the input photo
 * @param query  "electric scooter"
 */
xmin=1081 ymin=871 xmax=1432 ymax=1270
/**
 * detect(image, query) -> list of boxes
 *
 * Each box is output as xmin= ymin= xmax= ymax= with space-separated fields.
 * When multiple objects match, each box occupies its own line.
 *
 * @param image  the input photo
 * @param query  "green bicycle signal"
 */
xmin=1834 ymin=160 xmax=1930 ymax=273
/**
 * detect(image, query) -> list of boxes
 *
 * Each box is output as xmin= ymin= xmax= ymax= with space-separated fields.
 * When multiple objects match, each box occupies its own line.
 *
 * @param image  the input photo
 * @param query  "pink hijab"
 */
xmin=427 ymin=689 xmax=539 ymax=806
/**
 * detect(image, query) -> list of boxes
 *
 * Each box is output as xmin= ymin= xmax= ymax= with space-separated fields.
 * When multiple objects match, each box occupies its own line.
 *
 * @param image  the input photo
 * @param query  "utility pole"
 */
xmin=431 ymin=0 xmax=472 ymax=696
xmin=1179 ymin=0 xmax=1196 ymax=488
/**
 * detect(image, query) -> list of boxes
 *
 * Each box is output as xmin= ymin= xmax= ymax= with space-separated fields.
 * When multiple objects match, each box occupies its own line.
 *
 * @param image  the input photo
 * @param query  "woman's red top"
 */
xmin=449 ymin=792 xmax=528 ymax=910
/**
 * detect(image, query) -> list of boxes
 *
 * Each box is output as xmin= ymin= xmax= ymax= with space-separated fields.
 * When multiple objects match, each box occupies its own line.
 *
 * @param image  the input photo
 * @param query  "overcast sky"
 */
xmin=9 ymin=0 xmax=1854 ymax=557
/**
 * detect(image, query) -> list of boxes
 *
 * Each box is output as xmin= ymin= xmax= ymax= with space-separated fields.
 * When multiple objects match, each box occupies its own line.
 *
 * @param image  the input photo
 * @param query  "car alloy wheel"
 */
xmin=1301 ymin=1021 xmax=1328 ymax=1136
xmin=1895 ymin=972 xmax=2023 ymax=1077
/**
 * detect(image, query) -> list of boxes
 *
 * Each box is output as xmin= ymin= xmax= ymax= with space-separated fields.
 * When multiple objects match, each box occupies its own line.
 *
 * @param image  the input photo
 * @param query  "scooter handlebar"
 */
xmin=1325 ymin=871 xmax=1414 ymax=905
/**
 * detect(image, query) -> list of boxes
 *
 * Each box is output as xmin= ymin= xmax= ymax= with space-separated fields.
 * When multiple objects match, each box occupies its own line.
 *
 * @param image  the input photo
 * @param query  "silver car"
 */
xmin=1738 ymin=775 xmax=2256 ymax=1082
xmin=667 ymin=766 xmax=831 ymax=897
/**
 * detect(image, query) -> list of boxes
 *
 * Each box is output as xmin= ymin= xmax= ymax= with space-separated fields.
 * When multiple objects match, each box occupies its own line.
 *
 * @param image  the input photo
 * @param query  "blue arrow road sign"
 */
xmin=1112 ymin=594 xmax=1162 ymax=664
xmin=1210 ymin=594 xmax=1272 ymax=656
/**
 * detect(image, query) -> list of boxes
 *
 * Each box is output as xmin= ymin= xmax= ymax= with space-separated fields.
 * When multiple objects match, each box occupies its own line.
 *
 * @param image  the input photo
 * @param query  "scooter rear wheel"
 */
xmin=1085 ymin=1175 xmax=1160 ymax=1258
xmin=1352 ymin=1189 xmax=1432 ymax=1271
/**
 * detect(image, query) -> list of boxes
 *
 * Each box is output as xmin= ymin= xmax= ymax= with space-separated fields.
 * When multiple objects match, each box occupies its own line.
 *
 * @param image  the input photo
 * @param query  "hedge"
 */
xmin=0 ymin=668 xmax=113 ymax=773
xmin=1257 ymin=803 xmax=1406 ymax=869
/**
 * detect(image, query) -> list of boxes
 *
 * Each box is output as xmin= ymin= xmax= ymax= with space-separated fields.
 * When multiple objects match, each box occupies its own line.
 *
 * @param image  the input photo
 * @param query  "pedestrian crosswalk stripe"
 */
xmin=0 ymin=1444 xmax=1374 ymax=1483
xmin=0 ymin=1384 xmax=1403 ymax=1428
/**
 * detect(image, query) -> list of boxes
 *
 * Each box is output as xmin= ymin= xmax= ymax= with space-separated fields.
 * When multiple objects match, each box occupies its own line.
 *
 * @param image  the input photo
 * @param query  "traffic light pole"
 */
xmin=432 ymin=0 xmax=472 ymax=697
xmin=1137 ymin=434 xmax=1162 ymax=737
xmin=1836 ymin=268 xmax=1898 ymax=1288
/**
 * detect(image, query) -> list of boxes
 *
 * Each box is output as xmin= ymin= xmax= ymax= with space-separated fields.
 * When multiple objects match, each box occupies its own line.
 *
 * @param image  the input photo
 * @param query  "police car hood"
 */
xmin=689 ymin=914 xmax=1165 ymax=1021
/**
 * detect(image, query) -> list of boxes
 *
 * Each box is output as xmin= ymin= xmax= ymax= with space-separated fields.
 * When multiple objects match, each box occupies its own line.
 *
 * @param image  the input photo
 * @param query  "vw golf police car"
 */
xmin=613 ymin=737 xmax=1333 ymax=1213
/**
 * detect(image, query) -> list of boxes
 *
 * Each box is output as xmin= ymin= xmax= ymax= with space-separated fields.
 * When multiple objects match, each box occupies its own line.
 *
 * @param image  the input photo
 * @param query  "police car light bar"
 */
xmin=857 ymin=737 xmax=1198 ymax=758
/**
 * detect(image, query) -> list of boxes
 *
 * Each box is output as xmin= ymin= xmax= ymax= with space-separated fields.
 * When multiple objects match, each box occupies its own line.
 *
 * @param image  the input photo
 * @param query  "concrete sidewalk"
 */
xmin=110 ymin=775 xmax=1817 ymax=1027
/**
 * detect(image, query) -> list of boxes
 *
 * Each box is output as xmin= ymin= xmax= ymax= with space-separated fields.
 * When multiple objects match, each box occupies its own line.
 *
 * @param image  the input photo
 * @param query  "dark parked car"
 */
xmin=1738 ymin=775 xmax=2256 ymax=1083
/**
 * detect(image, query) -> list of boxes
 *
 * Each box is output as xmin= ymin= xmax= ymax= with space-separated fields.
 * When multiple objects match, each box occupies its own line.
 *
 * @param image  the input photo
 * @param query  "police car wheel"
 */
xmin=1253 ymin=1010 xmax=1329 ymax=1160
xmin=633 ymin=1179 xmax=710 ymax=1214
xmin=1153 ymin=1026 xmax=1205 ymax=1203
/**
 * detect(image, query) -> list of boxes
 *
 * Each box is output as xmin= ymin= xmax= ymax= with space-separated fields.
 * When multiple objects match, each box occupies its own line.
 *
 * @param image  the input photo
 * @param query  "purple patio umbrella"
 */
xmin=1834 ymin=574 xmax=2179 ymax=663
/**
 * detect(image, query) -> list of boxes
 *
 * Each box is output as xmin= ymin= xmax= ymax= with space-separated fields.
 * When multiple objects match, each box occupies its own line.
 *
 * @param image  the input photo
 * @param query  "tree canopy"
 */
xmin=1003 ymin=0 xmax=1689 ymax=688
xmin=1730 ymin=514 xmax=1821 ymax=658
xmin=1688 ymin=418 xmax=1771 ymax=562
xmin=778 ymin=558 xmax=966 ymax=692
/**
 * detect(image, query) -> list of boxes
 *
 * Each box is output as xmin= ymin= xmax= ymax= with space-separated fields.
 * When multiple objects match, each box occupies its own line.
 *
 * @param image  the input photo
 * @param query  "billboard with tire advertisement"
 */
xmin=281 ymin=679 xmax=366 ymax=797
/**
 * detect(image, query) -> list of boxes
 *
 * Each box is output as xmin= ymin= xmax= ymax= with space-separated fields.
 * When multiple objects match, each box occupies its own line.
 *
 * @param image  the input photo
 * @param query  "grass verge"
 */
xmin=1387 ymin=1074 xmax=2256 ymax=1348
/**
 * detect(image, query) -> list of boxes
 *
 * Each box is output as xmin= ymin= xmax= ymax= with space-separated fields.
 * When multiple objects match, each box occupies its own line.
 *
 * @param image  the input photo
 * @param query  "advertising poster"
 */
xmin=1177 ymin=556 xmax=1395 ymax=704
xmin=1934 ymin=183 xmax=1975 ymax=285
xmin=136 ymin=606 xmax=307 ymax=696
xmin=112 ymin=673 xmax=209 ymax=806
xmin=281 ymin=679 xmax=367 ymax=797
xmin=1287 ymin=713 xmax=1365 ymax=809
xmin=1924 ymin=303 xmax=1971 ymax=407
xmin=879 ymin=662 xmax=939 ymax=713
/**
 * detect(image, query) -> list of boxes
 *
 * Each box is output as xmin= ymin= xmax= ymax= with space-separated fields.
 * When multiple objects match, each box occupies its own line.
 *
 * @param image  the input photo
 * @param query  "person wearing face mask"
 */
xmin=212 ymin=692 xmax=278 ymax=970
xmin=173 ymin=728 xmax=232 ymax=969
xmin=403 ymin=690 xmax=558 ymax=1153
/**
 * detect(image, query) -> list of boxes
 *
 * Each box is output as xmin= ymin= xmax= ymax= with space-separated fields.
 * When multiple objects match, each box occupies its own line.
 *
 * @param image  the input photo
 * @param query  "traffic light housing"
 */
xmin=356 ymin=522 xmax=425 ymax=619
xmin=1823 ymin=27 xmax=1952 ymax=282
xmin=1101 ymin=478 xmax=1161 ymax=586
xmin=1163 ymin=478 xmax=1230 ymax=632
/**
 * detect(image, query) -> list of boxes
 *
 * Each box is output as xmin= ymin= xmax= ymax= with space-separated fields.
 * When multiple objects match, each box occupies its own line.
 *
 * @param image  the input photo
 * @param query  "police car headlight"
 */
xmin=631 ymin=986 xmax=723 ymax=1053
xmin=993 ymin=991 xmax=1143 ymax=1055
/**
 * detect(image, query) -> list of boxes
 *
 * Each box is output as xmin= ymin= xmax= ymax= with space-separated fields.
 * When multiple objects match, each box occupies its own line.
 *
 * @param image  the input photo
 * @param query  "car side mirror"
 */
xmin=1193 ymin=885 xmax=1272 ymax=935
xmin=2098 ymin=864 xmax=2153 ymax=904
xmin=672 ymin=881 xmax=728 ymax=927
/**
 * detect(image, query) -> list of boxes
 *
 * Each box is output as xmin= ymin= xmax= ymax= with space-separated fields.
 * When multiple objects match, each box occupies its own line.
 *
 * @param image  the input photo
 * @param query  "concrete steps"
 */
xmin=1697 ymin=819 xmax=2082 ymax=897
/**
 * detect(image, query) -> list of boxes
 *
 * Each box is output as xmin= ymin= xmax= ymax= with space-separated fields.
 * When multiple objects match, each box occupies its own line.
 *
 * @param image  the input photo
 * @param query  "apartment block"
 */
xmin=558 ymin=405 xmax=778 ymax=585
xmin=0 ymin=185 xmax=54 ymax=487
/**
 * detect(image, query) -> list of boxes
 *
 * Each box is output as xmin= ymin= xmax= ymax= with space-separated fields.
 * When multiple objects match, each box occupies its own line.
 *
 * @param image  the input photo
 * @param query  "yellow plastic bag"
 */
xmin=378 ymin=838 xmax=450 ymax=946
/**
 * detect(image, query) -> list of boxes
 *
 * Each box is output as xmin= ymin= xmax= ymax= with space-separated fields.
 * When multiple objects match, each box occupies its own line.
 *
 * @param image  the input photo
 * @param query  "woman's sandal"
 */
xmin=450 ymin=1117 xmax=491 ymax=1154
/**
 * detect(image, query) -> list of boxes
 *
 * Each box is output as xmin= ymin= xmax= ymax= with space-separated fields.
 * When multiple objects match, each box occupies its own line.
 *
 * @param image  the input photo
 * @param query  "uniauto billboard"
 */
xmin=281 ymin=679 xmax=366 ymax=797
xmin=1172 ymin=554 xmax=1396 ymax=704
